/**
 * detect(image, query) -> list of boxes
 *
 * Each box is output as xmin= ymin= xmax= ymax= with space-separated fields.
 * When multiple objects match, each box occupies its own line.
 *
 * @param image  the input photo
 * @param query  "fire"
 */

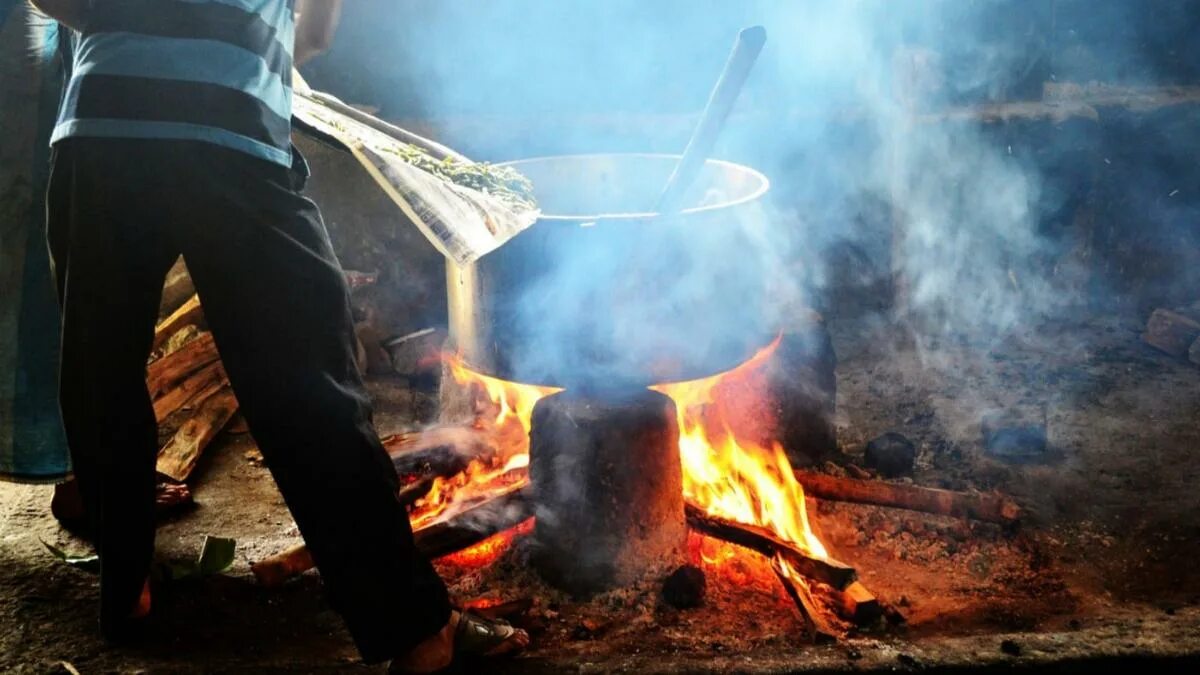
xmin=651 ymin=336 xmax=828 ymax=560
xmin=406 ymin=359 xmax=557 ymax=530
xmin=430 ymin=339 xmax=829 ymax=570
xmin=445 ymin=357 xmax=559 ymax=436
xmin=443 ymin=518 xmax=535 ymax=568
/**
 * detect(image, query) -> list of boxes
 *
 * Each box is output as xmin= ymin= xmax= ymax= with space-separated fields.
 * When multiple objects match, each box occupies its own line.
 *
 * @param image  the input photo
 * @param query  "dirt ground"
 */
xmin=3 ymin=312 xmax=1200 ymax=673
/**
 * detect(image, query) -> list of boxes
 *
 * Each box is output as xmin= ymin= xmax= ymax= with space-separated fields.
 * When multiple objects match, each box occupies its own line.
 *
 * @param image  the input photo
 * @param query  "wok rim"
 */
xmin=497 ymin=152 xmax=770 ymax=222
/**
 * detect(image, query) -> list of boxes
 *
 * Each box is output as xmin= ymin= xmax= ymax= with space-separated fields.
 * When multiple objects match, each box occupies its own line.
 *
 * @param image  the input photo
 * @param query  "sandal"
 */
xmin=452 ymin=610 xmax=528 ymax=660
xmin=390 ymin=609 xmax=529 ymax=674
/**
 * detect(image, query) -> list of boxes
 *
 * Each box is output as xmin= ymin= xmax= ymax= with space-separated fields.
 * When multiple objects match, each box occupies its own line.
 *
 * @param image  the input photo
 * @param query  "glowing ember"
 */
xmin=431 ymin=340 xmax=831 ymax=582
xmin=443 ymin=518 xmax=535 ymax=568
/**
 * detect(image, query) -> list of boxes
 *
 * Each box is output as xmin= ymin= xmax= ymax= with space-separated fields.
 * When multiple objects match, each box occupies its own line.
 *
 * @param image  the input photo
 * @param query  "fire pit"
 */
xmin=254 ymin=152 xmax=869 ymax=636
xmin=436 ymin=153 xmax=858 ymax=621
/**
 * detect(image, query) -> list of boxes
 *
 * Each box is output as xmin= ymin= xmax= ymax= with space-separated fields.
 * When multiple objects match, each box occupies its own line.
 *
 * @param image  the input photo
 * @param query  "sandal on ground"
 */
xmin=453 ymin=610 xmax=528 ymax=660
xmin=390 ymin=609 xmax=529 ymax=674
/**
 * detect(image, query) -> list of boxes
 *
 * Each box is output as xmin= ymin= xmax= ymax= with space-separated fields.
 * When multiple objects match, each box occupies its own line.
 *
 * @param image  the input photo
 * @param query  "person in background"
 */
xmin=0 ymin=4 xmax=72 ymax=492
xmin=26 ymin=1 xmax=528 ymax=671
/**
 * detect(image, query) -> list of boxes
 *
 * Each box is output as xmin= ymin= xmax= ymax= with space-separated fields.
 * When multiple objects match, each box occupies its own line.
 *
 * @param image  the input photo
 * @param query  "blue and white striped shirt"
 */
xmin=51 ymin=0 xmax=296 ymax=166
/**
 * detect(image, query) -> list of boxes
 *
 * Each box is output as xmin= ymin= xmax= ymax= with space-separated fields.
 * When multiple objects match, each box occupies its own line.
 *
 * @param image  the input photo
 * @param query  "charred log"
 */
xmin=684 ymin=503 xmax=857 ymax=590
xmin=383 ymin=424 xmax=496 ymax=478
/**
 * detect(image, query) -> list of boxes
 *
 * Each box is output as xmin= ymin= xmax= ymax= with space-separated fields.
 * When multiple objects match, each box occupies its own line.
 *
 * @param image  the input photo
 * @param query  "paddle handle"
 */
xmin=655 ymin=26 xmax=767 ymax=215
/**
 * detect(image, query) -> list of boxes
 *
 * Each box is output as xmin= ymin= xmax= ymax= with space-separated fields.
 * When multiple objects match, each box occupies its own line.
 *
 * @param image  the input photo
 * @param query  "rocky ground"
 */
xmin=3 ymin=313 xmax=1200 ymax=673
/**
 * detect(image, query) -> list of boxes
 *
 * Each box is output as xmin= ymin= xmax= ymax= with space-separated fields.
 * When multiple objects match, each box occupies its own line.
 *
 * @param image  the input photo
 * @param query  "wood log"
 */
xmin=153 ymin=293 xmax=202 ymax=351
xmin=772 ymin=561 xmax=842 ymax=642
xmin=830 ymin=580 xmax=883 ymax=625
xmin=156 ymin=386 xmax=239 ymax=482
xmin=251 ymin=485 xmax=533 ymax=588
xmin=793 ymin=470 xmax=1023 ymax=525
xmin=153 ymin=360 xmax=228 ymax=423
xmin=530 ymin=390 xmax=686 ymax=595
xmin=383 ymin=424 xmax=496 ymax=478
xmin=1143 ymin=308 xmax=1200 ymax=358
xmin=146 ymin=331 xmax=219 ymax=399
xmin=414 ymin=485 xmax=533 ymax=559
xmin=684 ymin=503 xmax=857 ymax=590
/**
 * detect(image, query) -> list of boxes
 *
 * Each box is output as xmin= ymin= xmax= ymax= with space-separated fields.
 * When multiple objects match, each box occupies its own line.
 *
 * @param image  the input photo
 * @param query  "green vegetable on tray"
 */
xmin=379 ymin=143 xmax=537 ymax=213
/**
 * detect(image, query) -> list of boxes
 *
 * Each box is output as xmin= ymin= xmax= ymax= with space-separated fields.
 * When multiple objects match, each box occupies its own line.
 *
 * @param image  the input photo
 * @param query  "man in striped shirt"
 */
xmin=29 ymin=1 xmax=527 ymax=670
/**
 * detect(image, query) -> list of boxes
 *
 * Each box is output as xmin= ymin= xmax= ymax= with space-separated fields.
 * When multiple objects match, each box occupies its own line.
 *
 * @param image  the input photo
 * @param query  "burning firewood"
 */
xmin=251 ymin=485 xmax=533 ymax=588
xmin=830 ymin=581 xmax=883 ymax=625
xmin=684 ymin=503 xmax=857 ymax=590
xmin=383 ymin=424 xmax=497 ymax=478
xmin=792 ymin=470 xmax=1023 ymax=525
xmin=156 ymin=386 xmax=240 ymax=483
xmin=772 ymin=560 xmax=844 ymax=642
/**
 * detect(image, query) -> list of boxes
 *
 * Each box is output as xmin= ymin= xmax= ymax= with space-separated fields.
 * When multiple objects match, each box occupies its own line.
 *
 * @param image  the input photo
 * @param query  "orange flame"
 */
xmin=431 ymin=340 xmax=829 ymax=574
xmin=652 ymin=336 xmax=827 ymax=560
xmin=405 ymin=359 xmax=557 ymax=531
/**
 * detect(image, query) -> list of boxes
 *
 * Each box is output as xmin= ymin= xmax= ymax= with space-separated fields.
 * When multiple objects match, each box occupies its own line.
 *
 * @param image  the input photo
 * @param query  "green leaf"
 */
xmin=39 ymin=538 xmax=100 ymax=573
xmin=197 ymin=535 xmax=236 ymax=576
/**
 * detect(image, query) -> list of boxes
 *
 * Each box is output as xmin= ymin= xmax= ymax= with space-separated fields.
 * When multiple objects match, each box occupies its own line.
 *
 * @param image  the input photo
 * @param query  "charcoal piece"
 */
xmin=981 ymin=410 xmax=1047 ymax=462
xmin=864 ymin=432 xmax=916 ymax=478
xmin=1000 ymin=639 xmax=1022 ymax=656
xmin=662 ymin=564 xmax=707 ymax=609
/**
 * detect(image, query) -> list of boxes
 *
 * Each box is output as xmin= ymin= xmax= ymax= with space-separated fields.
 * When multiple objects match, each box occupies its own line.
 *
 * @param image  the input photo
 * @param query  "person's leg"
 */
xmin=46 ymin=138 xmax=179 ymax=634
xmin=171 ymin=143 xmax=450 ymax=663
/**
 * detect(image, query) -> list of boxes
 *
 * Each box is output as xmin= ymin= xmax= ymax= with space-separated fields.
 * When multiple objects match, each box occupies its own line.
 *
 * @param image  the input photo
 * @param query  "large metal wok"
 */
xmin=446 ymin=153 xmax=775 ymax=390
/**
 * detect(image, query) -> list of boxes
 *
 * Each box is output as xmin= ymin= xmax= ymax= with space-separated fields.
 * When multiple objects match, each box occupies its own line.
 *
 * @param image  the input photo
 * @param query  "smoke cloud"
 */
xmin=307 ymin=0 xmax=1198 ymax=389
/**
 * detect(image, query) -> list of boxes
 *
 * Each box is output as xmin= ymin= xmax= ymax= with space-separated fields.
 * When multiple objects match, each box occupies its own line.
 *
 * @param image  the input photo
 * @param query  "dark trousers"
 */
xmin=46 ymin=137 xmax=450 ymax=663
